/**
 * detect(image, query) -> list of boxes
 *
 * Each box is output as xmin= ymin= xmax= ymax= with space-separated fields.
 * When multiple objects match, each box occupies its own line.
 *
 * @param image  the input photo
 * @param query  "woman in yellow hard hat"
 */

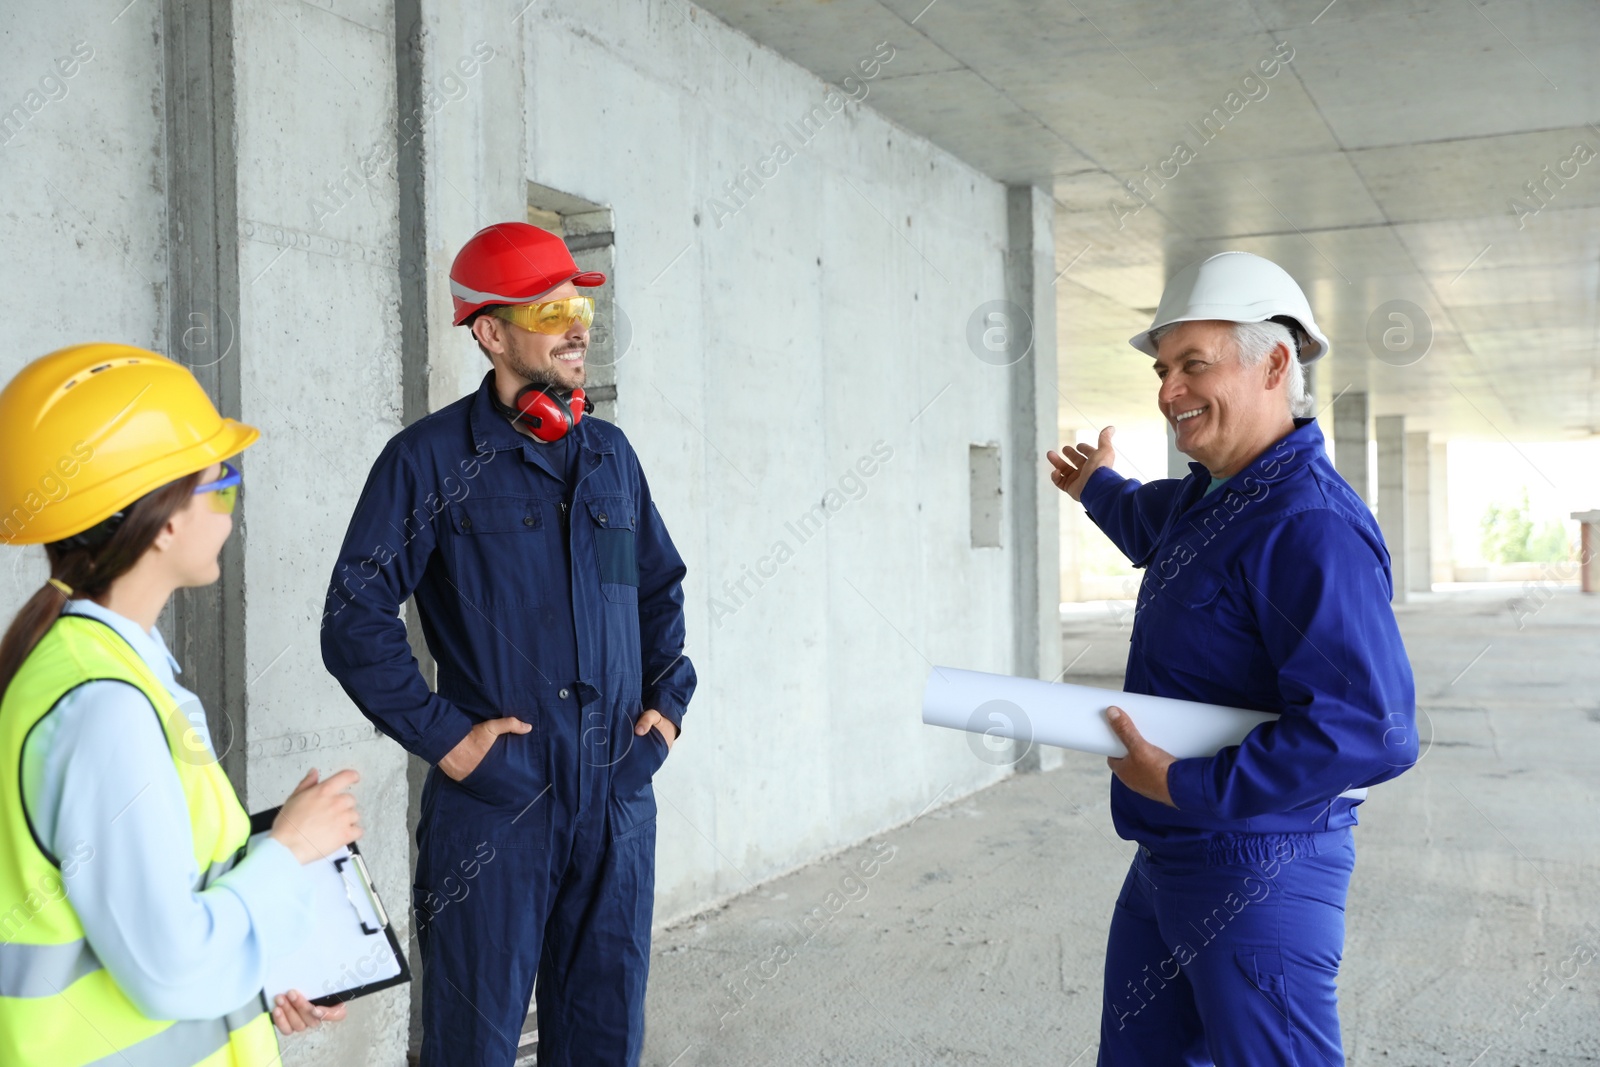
xmin=0 ymin=343 xmax=363 ymax=1065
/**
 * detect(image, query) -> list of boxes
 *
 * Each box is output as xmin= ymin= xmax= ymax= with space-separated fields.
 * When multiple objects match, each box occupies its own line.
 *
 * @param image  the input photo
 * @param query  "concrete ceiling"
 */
xmin=692 ymin=0 xmax=1600 ymax=441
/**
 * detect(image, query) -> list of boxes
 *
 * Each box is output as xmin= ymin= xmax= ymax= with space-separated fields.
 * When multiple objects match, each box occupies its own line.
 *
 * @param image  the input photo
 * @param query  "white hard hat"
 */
xmin=1129 ymin=251 xmax=1329 ymax=364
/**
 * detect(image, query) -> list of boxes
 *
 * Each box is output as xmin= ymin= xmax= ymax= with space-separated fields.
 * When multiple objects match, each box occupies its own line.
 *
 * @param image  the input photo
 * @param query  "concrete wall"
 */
xmin=1 ymin=3 xmax=168 ymax=602
xmin=520 ymin=1 xmax=1036 ymax=920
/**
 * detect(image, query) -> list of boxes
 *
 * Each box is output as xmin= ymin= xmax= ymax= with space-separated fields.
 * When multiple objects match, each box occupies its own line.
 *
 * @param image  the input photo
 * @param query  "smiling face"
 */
xmin=1153 ymin=319 xmax=1295 ymax=478
xmin=470 ymin=279 xmax=589 ymax=395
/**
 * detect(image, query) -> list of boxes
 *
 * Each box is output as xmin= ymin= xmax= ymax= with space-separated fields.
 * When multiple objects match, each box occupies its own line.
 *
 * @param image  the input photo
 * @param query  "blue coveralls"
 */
xmin=321 ymin=372 xmax=695 ymax=1066
xmin=1079 ymin=418 xmax=1416 ymax=1065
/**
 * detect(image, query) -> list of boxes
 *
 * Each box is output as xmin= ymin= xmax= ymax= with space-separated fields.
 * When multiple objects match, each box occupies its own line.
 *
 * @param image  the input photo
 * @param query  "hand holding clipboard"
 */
xmin=243 ymin=767 xmax=410 ymax=1022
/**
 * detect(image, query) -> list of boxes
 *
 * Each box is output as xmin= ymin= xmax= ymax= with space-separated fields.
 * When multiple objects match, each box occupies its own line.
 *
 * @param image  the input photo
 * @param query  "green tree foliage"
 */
xmin=1480 ymin=489 xmax=1572 ymax=563
xmin=1527 ymin=521 xmax=1573 ymax=563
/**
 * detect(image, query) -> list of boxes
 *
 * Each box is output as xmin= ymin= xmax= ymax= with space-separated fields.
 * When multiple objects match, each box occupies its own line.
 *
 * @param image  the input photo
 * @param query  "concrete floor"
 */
xmin=642 ymin=587 xmax=1600 ymax=1066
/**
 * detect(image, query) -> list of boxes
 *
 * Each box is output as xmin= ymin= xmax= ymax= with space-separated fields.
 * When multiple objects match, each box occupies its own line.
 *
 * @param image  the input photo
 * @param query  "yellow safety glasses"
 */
xmin=193 ymin=462 xmax=242 ymax=514
xmin=490 ymin=297 xmax=595 ymax=335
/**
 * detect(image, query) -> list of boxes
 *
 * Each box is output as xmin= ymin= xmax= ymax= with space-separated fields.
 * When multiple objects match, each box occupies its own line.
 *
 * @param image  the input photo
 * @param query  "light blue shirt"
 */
xmin=20 ymin=598 xmax=313 ymax=1020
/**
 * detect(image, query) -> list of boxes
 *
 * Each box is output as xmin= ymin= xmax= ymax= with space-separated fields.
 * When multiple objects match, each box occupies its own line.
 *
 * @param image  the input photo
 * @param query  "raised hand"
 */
xmin=270 ymin=768 xmax=362 ymax=864
xmin=1046 ymin=426 xmax=1116 ymax=502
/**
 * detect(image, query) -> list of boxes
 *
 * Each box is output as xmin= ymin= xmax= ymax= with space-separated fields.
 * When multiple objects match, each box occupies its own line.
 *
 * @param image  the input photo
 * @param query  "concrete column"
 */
xmin=1058 ymin=425 xmax=1082 ymax=604
xmin=161 ymin=0 xmax=247 ymax=790
xmin=1375 ymin=415 xmax=1407 ymax=602
xmin=1334 ymin=391 xmax=1371 ymax=503
xmin=1405 ymin=431 xmax=1432 ymax=594
xmin=394 ymin=4 xmax=433 ymax=1053
xmin=1430 ymin=441 xmax=1453 ymax=584
xmin=1006 ymin=185 xmax=1062 ymax=772
xmin=1573 ymin=511 xmax=1600 ymax=593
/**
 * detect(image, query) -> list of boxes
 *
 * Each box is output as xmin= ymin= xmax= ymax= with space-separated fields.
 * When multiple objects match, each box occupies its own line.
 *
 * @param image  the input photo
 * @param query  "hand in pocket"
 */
xmin=439 ymin=717 xmax=531 ymax=780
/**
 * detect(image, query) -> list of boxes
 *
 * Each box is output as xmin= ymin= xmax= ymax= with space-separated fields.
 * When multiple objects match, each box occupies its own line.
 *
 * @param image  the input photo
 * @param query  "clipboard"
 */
xmin=246 ymin=808 xmax=412 ymax=1007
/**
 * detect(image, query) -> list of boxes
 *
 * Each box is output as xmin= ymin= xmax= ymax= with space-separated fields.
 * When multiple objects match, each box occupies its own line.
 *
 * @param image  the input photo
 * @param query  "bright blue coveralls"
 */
xmin=321 ymin=372 xmax=695 ymax=1066
xmin=1079 ymin=418 xmax=1416 ymax=1065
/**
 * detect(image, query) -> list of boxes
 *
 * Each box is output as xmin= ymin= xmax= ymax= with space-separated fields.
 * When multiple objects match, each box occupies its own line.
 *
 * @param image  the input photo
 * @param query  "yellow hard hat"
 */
xmin=0 ymin=343 xmax=260 ymax=545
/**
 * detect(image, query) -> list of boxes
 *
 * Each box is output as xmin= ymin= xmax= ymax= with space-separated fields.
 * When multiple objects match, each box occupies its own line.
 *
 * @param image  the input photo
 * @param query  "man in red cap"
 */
xmin=322 ymin=222 xmax=696 ymax=1065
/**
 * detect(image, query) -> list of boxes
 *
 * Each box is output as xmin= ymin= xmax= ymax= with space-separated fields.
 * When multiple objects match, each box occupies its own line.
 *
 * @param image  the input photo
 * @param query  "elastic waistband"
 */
xmin=1138 ymin=828 xmax=1352 ymax=869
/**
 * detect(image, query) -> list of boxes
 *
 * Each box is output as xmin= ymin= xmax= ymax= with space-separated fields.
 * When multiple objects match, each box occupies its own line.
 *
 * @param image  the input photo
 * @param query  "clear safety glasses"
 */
xmin=194 ymin=462 xmax=242 ymax=514
xmin=490 ymin=296 xmax=595 ymax=335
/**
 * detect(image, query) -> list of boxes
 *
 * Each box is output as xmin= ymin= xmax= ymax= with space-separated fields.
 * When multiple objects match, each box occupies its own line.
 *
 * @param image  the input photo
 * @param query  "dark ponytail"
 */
xmin=0 ymin=470 xmax=207 ymax=702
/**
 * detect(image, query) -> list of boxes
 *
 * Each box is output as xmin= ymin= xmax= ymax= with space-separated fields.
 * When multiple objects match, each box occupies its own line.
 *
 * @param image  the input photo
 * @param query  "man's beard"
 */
xmin=509 ymin=348 xmax=585 ymax=392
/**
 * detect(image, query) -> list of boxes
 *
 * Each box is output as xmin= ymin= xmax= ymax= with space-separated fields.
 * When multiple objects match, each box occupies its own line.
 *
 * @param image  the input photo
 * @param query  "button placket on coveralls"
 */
xmin=534 ymin=439 xmax=663 ymax=1065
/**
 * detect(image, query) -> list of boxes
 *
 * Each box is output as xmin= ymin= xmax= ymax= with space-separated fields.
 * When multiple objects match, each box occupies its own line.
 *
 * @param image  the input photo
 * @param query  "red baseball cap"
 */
xmin=449 ymin=222 xmax=606 ymax=326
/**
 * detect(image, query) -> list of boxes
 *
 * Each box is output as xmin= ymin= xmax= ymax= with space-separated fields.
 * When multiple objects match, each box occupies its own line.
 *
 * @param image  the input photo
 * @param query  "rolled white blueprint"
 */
xmin=922 ymin=666 xmax=1277 ymax=759
xmin=922 ymin=668 xmax=1371 ymax=800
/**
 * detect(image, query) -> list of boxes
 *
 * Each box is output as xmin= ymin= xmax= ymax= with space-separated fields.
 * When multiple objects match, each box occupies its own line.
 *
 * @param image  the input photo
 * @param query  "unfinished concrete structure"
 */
xmin=4 ymin=2 xmax=1057 ymax=1061
xmin=3 ymin=0 xmax=1594 ymax=1063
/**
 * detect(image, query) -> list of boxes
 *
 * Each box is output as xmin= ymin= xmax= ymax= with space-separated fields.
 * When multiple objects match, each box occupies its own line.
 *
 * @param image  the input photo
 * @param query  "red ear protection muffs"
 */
xmin=506 ymin=384 xmax=592 ymax=442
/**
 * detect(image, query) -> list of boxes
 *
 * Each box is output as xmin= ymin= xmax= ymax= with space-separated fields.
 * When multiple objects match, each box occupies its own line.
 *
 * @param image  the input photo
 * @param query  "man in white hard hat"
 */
xmin=1047 ymin=251 xmax=1417 ymax=1064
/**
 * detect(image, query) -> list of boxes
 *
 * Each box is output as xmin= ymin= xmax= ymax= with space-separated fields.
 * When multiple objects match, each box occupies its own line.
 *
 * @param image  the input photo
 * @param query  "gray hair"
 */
xmin=1149 ymin=320 xmax=1314 ymax=418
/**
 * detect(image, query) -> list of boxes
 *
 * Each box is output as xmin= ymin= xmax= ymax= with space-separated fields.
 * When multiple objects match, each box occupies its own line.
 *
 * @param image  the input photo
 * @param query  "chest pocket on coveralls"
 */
xmin=444 ymin=498 xmax=546 ymax=606
xmin=1165 ymin=562 xmax=1227 ymax=665
xmin=586 ymin=497 xmax=639 ymax=603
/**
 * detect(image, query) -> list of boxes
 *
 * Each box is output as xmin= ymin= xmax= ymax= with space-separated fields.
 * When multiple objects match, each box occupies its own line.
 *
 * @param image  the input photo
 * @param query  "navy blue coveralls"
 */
xmin=1080 ymin=419 xmax=1416 ymax=1065
xmin=321 ymin=372 xmax=695 ymax=1066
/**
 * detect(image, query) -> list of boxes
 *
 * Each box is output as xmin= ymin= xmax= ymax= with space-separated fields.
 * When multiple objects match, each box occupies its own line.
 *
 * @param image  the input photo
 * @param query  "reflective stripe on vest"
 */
xmin=80 ymin=997 xmax=267 ymax=1067
xmin=0 ymin=614 xmax=278 ymax=1066
xmin=83 ymin=1018 xmax=228 ymax=1067
xmin=0 ymin=937 xmax=100 ymax=998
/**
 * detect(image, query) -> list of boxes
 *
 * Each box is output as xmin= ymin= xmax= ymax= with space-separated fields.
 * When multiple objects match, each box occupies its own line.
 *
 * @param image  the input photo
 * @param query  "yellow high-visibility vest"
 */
xmin=0 ymin=613 xmax=278 ymax=1065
